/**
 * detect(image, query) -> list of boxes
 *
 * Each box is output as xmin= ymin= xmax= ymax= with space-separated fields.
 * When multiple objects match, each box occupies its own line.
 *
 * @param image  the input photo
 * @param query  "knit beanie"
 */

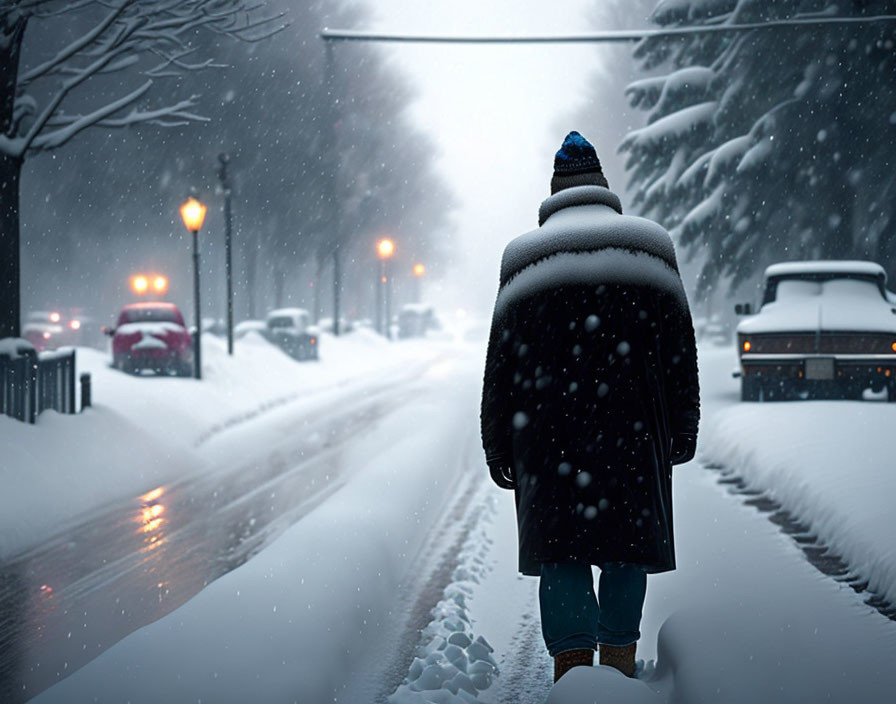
xmin=551 ymin=131 xmax=609 ymax=194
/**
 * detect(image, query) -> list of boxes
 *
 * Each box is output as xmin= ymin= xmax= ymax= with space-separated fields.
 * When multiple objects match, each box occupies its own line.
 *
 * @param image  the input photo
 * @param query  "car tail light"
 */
xmin=311 ymin=337 xmax=317 ymax=345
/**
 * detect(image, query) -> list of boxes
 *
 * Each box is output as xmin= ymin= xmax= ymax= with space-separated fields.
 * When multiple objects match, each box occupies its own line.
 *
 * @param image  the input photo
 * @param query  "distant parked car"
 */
xmin=265 ymin=308 xmax=319 ymax=361
xmin=105 ymin=302 xmax=193 ymax=376
xmin=734 ymin=260 xmax=896 ymax=401
xmin=397 ymin=304 xmax=440 ymax=339
xmin=234 ymin=319 xmax=267 ymax=339
xmin=23 ymin=310 xmax=99 ymax=350
xmin=23 ymin=312 xmax=65 ymax=351
xmin=701 ymin=314 xmax=732 ymax=346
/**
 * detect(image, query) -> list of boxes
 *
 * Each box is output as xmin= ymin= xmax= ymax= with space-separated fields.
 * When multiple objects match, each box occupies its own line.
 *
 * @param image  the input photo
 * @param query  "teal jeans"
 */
xmin=539 ymin=561 xmax=647 ymax=656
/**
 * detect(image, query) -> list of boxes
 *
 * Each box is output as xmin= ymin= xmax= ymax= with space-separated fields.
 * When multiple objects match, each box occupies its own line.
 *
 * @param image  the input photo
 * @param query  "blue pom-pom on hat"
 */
xmin=554 ymin=131 xmax=604 ymax=176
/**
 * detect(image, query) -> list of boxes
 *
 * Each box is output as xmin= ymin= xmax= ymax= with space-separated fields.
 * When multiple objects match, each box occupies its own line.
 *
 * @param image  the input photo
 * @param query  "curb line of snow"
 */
xmin=388 ymin=495 xmax=500 ymax=704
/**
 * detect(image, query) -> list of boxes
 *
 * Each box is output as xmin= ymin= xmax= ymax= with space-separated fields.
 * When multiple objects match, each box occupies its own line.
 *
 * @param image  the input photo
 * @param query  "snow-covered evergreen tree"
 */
xmin=620 ymin=0 xmax=896 ymax=293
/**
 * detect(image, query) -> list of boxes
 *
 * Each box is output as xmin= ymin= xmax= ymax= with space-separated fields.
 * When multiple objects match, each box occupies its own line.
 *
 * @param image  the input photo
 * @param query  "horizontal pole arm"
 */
xmin=321 ymin=15 xmax=896 ymax=44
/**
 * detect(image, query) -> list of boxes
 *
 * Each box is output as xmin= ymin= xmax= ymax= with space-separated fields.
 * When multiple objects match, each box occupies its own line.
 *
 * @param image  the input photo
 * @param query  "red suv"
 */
xmin=106 ymin=302 xmax=193 ymax=376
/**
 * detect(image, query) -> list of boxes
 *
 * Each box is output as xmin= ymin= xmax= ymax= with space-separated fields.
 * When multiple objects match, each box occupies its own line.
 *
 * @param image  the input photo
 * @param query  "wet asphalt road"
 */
xmin=0 ymin=376 xmax=422 ymax=703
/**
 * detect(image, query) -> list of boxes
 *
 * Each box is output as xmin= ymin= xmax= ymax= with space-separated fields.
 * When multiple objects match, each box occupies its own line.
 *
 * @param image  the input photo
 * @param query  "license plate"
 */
xmin=805 ymin=358 xmax=834 ymax=380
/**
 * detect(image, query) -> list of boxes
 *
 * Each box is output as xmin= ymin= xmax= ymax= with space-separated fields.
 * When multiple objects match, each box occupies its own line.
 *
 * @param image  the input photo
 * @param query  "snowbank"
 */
xmin=700 ymin=346 xmax=896 ymax=606
xmin=0 ymin=330 xmax=441 ymax=559
xmin=543 ymin=461 xmax=896 ymax=704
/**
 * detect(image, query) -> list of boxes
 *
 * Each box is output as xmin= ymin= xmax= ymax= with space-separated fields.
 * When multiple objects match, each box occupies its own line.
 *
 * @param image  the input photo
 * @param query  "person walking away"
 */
xmin=480 ymin=131 xmax=700 ymax=682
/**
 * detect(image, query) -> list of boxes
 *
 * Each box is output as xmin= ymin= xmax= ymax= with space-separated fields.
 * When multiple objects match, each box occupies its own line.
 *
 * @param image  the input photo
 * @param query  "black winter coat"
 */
xmin=481 ymin=186 xmax=699 ymax=576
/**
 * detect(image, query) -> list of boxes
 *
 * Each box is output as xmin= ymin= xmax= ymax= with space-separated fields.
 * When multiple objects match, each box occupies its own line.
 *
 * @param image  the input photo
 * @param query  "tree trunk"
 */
xmin=244 ymin=241 xmax=258 ymax=320
xmin=0 ymin=153 xmax=22 ymax=339
xmin=820 ymin=180 xmax=856 ymax=261
xmin=332 ymin=245 xmax=341 ymax=336
xmin=0 ymin=11 xmax=27 ymax=339
xmin=273 ymin=265 xmax=285 ymax=308
xmin=312 ymin=257 xmax=323 ymax=323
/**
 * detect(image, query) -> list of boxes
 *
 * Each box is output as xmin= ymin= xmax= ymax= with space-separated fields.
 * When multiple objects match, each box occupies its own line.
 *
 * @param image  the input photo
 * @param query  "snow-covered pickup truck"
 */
xmin=734 ymin=261 xmax=896 ymax=402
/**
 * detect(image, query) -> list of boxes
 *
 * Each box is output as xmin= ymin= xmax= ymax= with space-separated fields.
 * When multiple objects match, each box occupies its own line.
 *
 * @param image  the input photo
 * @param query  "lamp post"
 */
xmin=377 ymin=238 xmax=395 ymax=339
xmin=180 ymin=196 xmax=207 ymax=379
xmin=217 ymin=153 xmax=234 ymax=356
xmin=413 ymin=263 xmax=425 ymax=303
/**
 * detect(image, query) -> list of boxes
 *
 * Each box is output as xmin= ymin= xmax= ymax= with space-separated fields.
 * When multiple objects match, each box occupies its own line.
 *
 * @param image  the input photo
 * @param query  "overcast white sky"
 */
xmin=359 ymin=1 xmax=604 ymax=315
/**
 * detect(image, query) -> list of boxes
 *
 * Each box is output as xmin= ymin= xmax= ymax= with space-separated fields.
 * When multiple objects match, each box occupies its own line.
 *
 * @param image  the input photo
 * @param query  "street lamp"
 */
xmin=377 ymin=238 xmax=395 ymax=339
xmin=217 ymin=153 xmax=235 ymax=356
xmin=153 ymin=276 xmax=168 ymax=295
xmin=413 ymin=263 xmax=425 ymax=303
xmin=180 ymin=196 xmax=207 ymax=380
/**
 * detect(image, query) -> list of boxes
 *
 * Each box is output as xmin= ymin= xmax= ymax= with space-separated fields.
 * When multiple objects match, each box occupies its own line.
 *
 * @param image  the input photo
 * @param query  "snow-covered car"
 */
xmin=105 ymin=302 xmax=194 ymax=376
xmin=22 ymin=311 xmax=66 ymax=351
xmin=265 ymin=308 xmax=319 ymax=361
xmin=735 ymin=261 xmax=896 ymax=401
xmin=234 ymin=319 xmax=267 ymax=339
xmin=22 ymin=310 xmax=98 ymax=350
xmin=397 ymin=304 xmax=440 ymax=339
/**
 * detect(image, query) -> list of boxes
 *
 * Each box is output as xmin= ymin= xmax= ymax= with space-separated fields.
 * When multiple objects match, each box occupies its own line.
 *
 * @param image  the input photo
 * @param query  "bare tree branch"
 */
xmin=19 ymin=0 xmax=130 ymax=85
xmin=5 ymin=0 xmax=284 ymax=159
xmin=43 ymin=93 xmax=208 ymax=132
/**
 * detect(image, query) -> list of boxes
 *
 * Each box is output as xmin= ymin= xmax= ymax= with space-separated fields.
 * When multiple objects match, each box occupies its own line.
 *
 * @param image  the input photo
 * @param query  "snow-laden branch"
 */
xmin=29 ymin=80 xmax=160 ymax=150
xmin=3 ymin=0 xmax=284 ymax=159
xmin=19 ymin=1 xmax=130 ymax=86
xmin=146 ymin=47 xmax=227 ymax=78
xmin=43 ymin=94 xmax=208 ymax=132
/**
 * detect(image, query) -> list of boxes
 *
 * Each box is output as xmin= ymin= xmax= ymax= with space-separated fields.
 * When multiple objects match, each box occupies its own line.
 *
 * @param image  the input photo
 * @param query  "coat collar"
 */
xmin=538 ymin=186 xmax=623 ymax=227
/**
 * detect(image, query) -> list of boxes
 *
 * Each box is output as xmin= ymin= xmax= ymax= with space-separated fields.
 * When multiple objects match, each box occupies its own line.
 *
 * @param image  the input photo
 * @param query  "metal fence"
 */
xmin=1 ymin=343 xmax=77 ymax=423
xmin=37 ymin=349 xmax=77 ymax=416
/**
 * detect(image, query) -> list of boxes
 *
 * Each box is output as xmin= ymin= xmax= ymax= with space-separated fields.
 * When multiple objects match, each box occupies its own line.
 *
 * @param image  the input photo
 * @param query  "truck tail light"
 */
xmin=891 ymin=341 xmax=896 ymax=352
xmin=743 ymin=340 xmax=752 ymax=352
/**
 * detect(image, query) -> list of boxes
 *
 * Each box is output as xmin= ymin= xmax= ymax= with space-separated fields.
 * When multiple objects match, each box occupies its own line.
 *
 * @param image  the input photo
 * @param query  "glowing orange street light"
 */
xmin=413 ymin=263 xmax=426 ymax=303
xmin=376 ymin=238 xmax=396 ymax=338
xmin=131 ymin=275 xmax=149 ymax=294
xmin=179 ymin=197 xmax=207 ymax=234
xmin=377 ymin=238 xmax=395 ymax=259
xmin=179 ymin=195 xmax=206 ymax=380
xmin=153 ymin=276 xmax=168 ymax=294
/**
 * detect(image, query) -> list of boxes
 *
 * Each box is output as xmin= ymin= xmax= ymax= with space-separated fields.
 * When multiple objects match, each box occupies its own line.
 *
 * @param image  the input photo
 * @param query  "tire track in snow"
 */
xmin=704 ymin=461 xmax=896 ymax=622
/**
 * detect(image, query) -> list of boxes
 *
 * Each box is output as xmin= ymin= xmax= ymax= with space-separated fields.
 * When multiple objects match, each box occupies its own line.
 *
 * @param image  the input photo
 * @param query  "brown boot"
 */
xmin=553 ymin=648 xmax=593 ymax=682
xmin=599 ymin=642 xmax=636 ymax=677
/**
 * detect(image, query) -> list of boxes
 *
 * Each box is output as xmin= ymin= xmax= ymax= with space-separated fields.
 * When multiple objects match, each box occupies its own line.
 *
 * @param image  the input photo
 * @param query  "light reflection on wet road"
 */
xmin=0 ymin=377 xmax=423 ymax=703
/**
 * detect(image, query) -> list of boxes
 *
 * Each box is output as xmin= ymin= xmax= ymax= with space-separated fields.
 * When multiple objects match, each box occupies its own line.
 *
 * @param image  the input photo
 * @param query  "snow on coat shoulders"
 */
xmin=494 ymin=186 xmax=688 ymax=319
xmin=500 ymin=186 xmax=680 ymax=289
